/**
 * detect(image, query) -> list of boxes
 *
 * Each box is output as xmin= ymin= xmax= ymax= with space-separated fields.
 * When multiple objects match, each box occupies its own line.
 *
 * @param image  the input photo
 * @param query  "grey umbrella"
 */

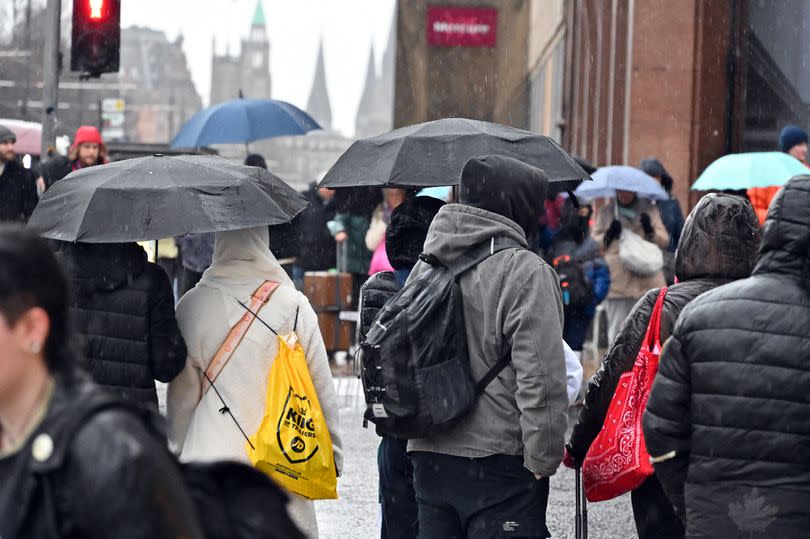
xmin=28 ymin=154 xmax=308 ymax=243
xmin=319 ymin=118 xmax=590 ymax=192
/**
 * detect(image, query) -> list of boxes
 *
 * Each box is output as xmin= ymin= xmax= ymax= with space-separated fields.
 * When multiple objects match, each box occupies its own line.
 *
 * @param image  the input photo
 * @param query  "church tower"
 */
xmin=306 ymin=39 xmax=333 ymax=130
xmin=355 ymin=11 xmax=395 ymax=138
xmin=240 ymin=0 xmax=272 ymax=99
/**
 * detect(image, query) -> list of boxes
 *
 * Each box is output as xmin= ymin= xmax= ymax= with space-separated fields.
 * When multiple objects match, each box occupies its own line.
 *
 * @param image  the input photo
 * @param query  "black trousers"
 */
xmin=379 ymin=437 xmax=418 ymax=539
xmin=631 ymin=475 xmax=685 ymax=539
xmin=411 ymin=452 xmax=551 ymax=539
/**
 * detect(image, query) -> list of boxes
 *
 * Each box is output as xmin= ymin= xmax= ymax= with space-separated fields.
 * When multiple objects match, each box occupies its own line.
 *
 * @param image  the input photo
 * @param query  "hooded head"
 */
xmin=675 ymin=193 xmax=760 ymax=282
xmin=385 ymin=196 xmax=445 ymax=271
xmin=754 ymin=175 xmax=810 ymax=283
xmin=459 ymin=155 xmax=548 ymax=238
xmin=202 ymin=226 xmax=293 ymax=290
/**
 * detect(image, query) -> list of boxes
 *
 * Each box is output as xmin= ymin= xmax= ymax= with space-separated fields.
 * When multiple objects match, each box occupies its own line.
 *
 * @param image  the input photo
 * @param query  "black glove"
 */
xmin=640 ymin=212 xmax=654 ymax=239
xmin=603 ymin=219 xmax=622 ymax=247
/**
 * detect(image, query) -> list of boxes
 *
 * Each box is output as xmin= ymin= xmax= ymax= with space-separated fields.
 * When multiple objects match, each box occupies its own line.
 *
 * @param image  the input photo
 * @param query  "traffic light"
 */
xmin=71 ymin=0 xmax=121 ymax=76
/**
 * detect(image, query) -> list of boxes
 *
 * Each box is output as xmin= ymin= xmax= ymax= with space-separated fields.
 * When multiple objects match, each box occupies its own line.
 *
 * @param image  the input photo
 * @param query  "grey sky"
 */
xmin=121 ymin=0 xmax=396 ymax=137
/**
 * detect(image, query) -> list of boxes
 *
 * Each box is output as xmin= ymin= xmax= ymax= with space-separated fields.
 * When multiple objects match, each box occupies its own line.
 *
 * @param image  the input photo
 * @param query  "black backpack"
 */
xmin=44 ymin=393 xmax=306 ymax=539
xmin=362 ymin=237 xmax=520 ymax=439
xmin=551 ymin=253 xmax=593 ymax=312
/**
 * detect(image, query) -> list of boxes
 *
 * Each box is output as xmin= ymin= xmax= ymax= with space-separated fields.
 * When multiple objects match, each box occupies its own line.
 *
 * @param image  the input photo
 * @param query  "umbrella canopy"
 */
xmin=171 ymin=98 xmax=320 ymax=148
xmin=28 ymin=154 xmax=308 ymax=243
xmin=1 ymin=118 xmax=41 ymax=156
xmin=319 ymin=118 xmax=589 ymax=192
xmin=691 ymin=151 xmax=809 ymax=191
xmin=573 ymin=165 xmax=668 ymax=201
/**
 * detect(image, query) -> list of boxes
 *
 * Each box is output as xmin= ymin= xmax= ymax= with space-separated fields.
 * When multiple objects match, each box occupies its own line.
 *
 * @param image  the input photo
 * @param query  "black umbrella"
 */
xmin=28 ymin=154 xmax=308 ymax=243
xmin=319 ymin=118 xmax=589 ymax=192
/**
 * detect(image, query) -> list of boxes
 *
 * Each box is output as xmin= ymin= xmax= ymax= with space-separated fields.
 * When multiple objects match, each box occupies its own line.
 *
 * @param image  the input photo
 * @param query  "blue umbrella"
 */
xmin=171 ymin=98 xmax=321 ymax=148
xmin=573 ymin=165 xmax=668 ymax=201
xmin=691 ymin=152 xmax=809 ymax=191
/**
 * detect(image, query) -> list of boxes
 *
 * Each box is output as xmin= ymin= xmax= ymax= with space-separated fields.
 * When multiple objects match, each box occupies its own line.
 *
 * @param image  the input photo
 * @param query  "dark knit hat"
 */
xmin=0 ymin=125 xmax=16 ymax=144
xmin=779 ymin=125 xmax=808 ymax=153
xmin=385 ymin=196 xmax=445 ymax=270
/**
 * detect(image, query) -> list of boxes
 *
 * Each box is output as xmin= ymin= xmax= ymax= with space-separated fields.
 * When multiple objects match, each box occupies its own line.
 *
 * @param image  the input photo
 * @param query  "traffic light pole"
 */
xmin=41 ymin=0 xmax=62 ymax=157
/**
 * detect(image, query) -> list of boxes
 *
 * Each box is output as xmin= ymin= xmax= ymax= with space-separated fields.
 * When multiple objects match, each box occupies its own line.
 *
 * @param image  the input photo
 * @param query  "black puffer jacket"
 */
xmin=60 ymin=242 xmax=187 ymax=406
xmin=0 ymin=158 xmax=37 ymax=223
xmin=644 ymin=178 xmax=810 ymax=538
xmin=568 ymin=194 xmax=761 ymax=462
xmin=9 ymin=372 xmax=202 ymax=538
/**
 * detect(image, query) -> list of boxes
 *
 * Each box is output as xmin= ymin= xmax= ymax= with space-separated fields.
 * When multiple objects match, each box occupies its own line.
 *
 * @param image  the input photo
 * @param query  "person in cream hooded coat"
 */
xmin=168 ymin=226 xmax=343 ymax=538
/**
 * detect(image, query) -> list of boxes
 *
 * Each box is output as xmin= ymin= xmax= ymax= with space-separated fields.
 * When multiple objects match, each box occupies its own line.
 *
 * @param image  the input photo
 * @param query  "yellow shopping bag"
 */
xmin=247 ymin=332 xmax=338 ymax=500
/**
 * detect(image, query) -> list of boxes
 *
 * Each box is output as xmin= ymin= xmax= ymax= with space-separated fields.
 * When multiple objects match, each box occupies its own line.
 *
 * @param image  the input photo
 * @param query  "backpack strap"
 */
xmin=202 ymin=280 xmax=280 ymax=397
xmin=443 ymin=237 xmax=524 ymax=278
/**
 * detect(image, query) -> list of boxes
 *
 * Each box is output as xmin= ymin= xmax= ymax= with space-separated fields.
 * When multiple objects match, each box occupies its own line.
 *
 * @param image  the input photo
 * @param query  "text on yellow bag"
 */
xmin=247 ymin=333 xmax=338 ymax=500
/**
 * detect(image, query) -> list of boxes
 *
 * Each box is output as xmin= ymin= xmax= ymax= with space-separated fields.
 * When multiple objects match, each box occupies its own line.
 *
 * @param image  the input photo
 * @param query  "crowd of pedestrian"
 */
xmin=2 ymin=113 xmax=810 ymax=539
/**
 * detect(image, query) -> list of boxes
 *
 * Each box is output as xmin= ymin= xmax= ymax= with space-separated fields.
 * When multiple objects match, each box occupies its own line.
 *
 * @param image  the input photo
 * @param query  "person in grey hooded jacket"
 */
xmin=408 ymin=155 xmax=568 ymax=539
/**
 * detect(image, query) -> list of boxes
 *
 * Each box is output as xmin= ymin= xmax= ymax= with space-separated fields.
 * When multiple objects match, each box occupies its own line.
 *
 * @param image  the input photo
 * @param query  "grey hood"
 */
xmin=422 ymin=204 xmax=529 ymax=265
xmin=459 ymin=155 xmax=549 ymax=238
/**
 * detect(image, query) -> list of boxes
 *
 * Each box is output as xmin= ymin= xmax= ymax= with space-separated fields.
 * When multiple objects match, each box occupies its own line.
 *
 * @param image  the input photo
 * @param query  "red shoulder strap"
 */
xmin=644 ymin=287 xmax=668 ymax=352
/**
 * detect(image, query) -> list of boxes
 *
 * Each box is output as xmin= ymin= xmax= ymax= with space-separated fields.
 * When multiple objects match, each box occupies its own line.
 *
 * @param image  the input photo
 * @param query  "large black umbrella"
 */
xmin=319 ymin=118 xmax=589 ymax=191
xmin=28 ymin=154 xmax=308 ymax=243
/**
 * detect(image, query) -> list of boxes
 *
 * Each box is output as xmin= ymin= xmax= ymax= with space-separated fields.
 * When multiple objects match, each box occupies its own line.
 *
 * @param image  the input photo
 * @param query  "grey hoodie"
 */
xmin=407 ymin=203 xmax=568 ymax=476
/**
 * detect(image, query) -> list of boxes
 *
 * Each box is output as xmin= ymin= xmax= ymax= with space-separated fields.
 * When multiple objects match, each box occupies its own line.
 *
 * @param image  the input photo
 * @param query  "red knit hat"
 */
xmin=72 ymin=125 xmax=104 ymax=148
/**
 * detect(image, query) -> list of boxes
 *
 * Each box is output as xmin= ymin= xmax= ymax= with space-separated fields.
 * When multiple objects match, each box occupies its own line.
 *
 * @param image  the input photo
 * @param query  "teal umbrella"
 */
xmin=692 ymin=152 xmax=809 ymax=191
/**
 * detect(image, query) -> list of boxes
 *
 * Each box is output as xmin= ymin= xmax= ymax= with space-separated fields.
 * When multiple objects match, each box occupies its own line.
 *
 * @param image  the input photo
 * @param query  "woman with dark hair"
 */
xmin=0 ymin=226 xmax=201 ymax=538
xmin=640 ymin=158 xmax=686 ymax=284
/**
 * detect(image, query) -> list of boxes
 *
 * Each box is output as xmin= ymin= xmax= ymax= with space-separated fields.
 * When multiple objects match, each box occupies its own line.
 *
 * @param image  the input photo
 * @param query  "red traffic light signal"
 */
xmin=71 ymin=0 xmax=120 ymax=76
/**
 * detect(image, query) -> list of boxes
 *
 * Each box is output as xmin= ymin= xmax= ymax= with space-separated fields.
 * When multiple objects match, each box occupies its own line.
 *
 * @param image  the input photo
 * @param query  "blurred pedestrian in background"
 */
xmin=366 ymin=188 xmax=410 ymax=275
xmin=546 ymin=198 xmax=610 ymax=355
xmin=69 ymin=126 xmax=108 ymax=170
xmin=640 ymin=158 xmax=685 ymax=285
xmin=0 ymin=124 xmax=37 ymax=224
xmin=748 ymin=124 xmax=809 ymax=225
xmin=592 ymin=190 xmax=669 ymax=343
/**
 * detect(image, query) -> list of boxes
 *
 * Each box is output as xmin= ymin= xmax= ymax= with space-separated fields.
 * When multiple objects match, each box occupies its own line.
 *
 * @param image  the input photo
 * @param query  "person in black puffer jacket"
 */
xmin=565 ymin=193 xmax=761 ymax=539
xmin=644 ymin=177 xmax=810 ymax=538
xmin=59 ymin=241 xmax=187 ymax=407
xmin=357 ymin=195 xmax=445 ymax=539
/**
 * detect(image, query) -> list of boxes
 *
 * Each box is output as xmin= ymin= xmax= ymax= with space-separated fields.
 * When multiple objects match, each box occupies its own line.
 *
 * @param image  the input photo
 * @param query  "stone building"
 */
xmin=209 ymin=0 xmax=272 ymax=103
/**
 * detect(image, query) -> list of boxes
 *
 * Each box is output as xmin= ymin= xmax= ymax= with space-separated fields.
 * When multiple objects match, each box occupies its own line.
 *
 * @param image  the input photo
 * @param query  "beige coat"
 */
xmin=167 ymin=227 xmax=342 ymax=539
xmin=592 ymin=198 xmax=669 ymax=300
